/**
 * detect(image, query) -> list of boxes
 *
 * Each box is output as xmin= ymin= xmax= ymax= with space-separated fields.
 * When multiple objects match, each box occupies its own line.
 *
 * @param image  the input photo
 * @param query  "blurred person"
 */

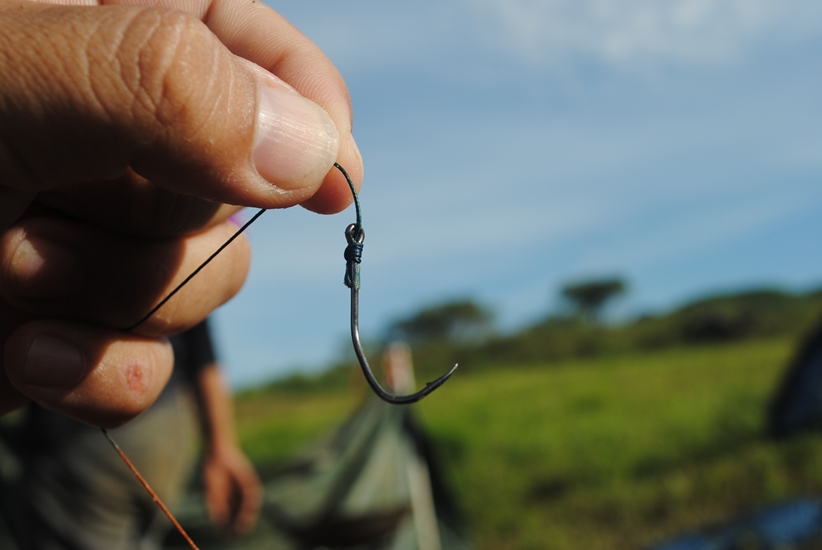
xmin=257 ymin=343 xmax=469 ymax=550
xmin=382 ymin=341 xmax=417 ymax=395
xmin=0 ymin=0 xmax=363 ymax=428
xmin=382 ymin=341 xmax=443 ymax=550
xmin=0 ymin=317 xmax=262 ymax=549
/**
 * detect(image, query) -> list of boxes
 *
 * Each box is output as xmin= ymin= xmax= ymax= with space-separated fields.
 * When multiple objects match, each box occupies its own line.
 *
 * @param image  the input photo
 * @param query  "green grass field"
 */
xmin=235 ymin=338 xmax=822 ymax=549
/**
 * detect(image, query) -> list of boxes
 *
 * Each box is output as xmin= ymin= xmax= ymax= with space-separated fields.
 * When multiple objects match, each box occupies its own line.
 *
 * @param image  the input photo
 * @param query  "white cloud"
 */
xmin=463 ymin=0 xmax=822 ymax=66
xmin=273 ymin=0 xmax=822 ymax=84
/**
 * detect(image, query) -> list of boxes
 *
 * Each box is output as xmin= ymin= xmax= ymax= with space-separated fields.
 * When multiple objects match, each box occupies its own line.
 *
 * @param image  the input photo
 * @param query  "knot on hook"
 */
xmin=344 ymin=239 xmax=363 ymax=264
xmin=344 ymin=223 xmax=364 ymax=289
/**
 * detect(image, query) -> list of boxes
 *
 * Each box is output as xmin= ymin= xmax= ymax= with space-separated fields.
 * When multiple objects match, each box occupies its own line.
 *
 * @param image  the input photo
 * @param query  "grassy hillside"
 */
xmin=235 ymin=337 xmax=822 ymax=549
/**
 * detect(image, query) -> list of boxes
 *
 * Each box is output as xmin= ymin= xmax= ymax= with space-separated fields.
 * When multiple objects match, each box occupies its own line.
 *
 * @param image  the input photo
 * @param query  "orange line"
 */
xmin=101 ymin=429 xmax=200 ymax=550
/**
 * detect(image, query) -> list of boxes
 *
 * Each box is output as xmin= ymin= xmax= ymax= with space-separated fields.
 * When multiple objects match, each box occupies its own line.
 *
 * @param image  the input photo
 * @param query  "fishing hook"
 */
xmin=335 ymin=162 xmax=458 ymax=404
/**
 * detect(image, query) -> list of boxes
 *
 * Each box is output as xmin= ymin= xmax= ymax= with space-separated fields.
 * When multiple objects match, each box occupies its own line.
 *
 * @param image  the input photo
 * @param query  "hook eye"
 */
xmin=345 ymin=223 xmax=365 ymax=244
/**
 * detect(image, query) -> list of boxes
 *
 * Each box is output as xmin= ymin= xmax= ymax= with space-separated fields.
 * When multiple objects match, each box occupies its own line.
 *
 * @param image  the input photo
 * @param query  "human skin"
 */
xmin=194 ymin=363 xmax=261 ymax=534
xmin=0 ymin=0 xmax=363 ymax=427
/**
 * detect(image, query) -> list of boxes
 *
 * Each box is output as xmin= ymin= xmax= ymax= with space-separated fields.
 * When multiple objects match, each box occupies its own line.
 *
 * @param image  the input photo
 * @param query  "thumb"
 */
xmin=0 ymin=1 xmax=340 ymax=209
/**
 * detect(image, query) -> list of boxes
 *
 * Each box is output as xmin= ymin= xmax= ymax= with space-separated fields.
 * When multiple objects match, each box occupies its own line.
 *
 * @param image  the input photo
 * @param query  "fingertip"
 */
xmin=4 ymin=321 xmax=173 ymax=428
xmin=252 ymin=85 xmax=341 ymax=192
xmin=300 ymin=138 xmax=364 ymax=214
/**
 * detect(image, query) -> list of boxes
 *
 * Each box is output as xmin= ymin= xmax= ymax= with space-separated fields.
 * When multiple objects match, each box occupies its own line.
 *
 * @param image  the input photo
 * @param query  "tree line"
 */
xmin=262 ymin=278 xmax=822 ymax=391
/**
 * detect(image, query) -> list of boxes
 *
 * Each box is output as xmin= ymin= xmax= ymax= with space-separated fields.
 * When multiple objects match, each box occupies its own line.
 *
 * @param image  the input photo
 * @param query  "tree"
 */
xmin=388 ymin=299 xmax=493 ymax=344
xmin=560 ymin=278 xmax=627 ymax=323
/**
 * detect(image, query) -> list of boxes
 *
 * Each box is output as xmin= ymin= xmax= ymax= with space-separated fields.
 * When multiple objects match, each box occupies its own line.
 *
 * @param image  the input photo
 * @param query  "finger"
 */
xmin=204 ymin=466 xmax=231 ymax=526
xmin=3 ymin=320 xmax=173 ymax=428
xmin=36 ymin=171 xmax=241 ymax=237
xmin=199 ymin=0 xmax=364 ymax=213
xmin=233 ymin=468 xmax=262 ymax=534
xmin=0 ymin=305 xmax=33 ymax=416
xmin=0 ymin=187 xmax=37 ymax=232
xmin=97 ymin=0 xmax=364 ymax=213
xmin=0 ymin=374 xmax=29 ymax=417
xmin=0 ymin=1 xmax=340 ymax=208
xmin=0 ymin=216 xmax=250 ymax=336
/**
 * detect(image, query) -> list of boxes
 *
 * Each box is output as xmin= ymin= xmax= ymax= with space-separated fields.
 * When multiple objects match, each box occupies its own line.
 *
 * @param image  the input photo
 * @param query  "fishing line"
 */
xmin=103 ymin=205 xmax=267 ymax=550
xmin=124 ymin=207 xmax=267 ymax=332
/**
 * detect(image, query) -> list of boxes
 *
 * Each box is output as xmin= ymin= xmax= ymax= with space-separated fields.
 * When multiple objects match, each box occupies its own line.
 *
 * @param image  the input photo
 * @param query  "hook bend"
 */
xmin=348 ymin=265 xmax=458 ymax=404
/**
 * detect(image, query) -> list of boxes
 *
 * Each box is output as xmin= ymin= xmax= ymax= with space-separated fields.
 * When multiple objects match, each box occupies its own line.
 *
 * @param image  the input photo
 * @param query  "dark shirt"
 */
xmin=169 ymin=318 xmax=217 ymax=384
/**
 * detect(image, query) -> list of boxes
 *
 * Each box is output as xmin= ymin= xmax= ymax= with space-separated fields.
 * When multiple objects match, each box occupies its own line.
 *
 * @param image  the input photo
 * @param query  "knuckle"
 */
xmin=119 ymin=9 xmax=230 ymax=136
xmin=89 ymin=7 xmax=230 ymax=139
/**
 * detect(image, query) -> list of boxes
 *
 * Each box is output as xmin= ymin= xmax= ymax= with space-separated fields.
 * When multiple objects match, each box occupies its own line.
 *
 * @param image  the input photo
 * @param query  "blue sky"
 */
xmin=211 ymin=0 xmax=822 ymax=388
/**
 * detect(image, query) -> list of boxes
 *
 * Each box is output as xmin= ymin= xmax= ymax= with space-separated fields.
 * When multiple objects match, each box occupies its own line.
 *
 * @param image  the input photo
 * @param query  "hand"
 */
xmin=202 ymin=443 xmax=263 ymax=535
xmin=0 ymin=0 xmax=363 ymax=426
